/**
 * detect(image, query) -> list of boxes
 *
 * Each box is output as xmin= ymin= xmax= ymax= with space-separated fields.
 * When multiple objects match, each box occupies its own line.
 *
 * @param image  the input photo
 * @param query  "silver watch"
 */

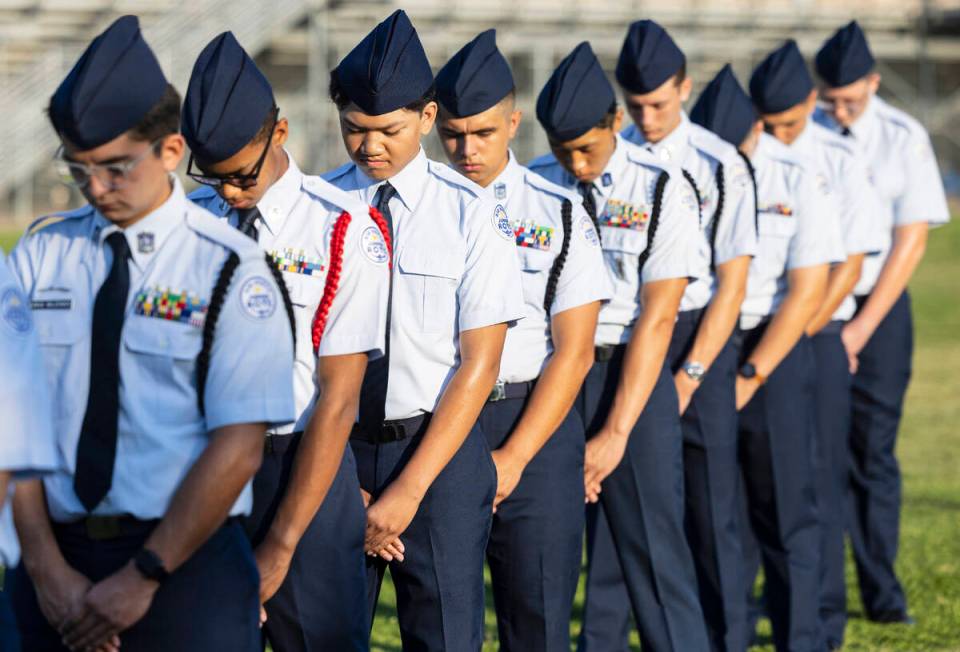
xmin=681 ymin=361 xmax=706 ymax=383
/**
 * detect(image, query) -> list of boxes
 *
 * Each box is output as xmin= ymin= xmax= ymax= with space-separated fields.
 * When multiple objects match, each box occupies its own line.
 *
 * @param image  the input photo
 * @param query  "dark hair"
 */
xmin=594 ymin=101 xmax=619 ymax=130
xmin=328 ymin=68 xmax=436 ymax=113
xmin=250 ymin=105 xmax=280 ymax=144
xmin=128 ymin=83 xmax=181 ymax=143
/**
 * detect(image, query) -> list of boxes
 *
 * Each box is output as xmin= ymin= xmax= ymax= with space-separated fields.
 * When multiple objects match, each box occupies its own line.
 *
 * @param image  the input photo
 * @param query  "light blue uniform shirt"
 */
xmin=324 ymin=149 xmax=525 ymax=420
xmin=814 ymin=95 xmax=950 ymax=296
xmin=191 ymin=153 xmax=389 ymax=433
xmin=8 ymin=177 xmax=295 ymax=522
xmin=529 ymin=134 xmax=707 ymax=346
xmin=0 ymin=251 xmax=60 ymax=565
xmin=623 ymin=113 xmax=758 ymax=312
xmin=483 ymin=151 xmax=612 ymax=383
xmin=740 ymin=133 xmax=846 ymax=329
xmin=789 ymin=121 xmax=884 ymax=321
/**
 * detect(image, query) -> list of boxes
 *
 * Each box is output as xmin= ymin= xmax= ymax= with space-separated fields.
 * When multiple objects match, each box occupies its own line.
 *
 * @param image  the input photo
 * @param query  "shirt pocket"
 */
xmin=756 ymin=213 xmax=797 ymax=274
xmin=281 ymin=271 xmax=322 ymax=360
xmin=598 ymin=228 xmax=646 ymax=282
xmin=123 ymin=316 xmax=204 ymax=405
xmin=518 ymin=249 xmax=554 ymax=309
xmin=398 ymin=249 xmax=461 ymax=334
xmin=33 ymin=309 xmax=85 ymax=423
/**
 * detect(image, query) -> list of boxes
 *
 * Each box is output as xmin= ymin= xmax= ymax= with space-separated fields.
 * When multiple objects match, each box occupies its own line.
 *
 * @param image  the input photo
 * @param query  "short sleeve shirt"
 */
xmin=8 ymin=177 xmax=296 ymax=522
xmin=528 ymin=135 xmax=707 ymax=346
xmin=484 ymin=152 xmax=611 ymax=383
xmin=623 ymin=114 xmax=758 ymax=312
xmin=324 ymin=149 xmax=525 ymax=420
xmin=0 ymin=250 xmax=60 ymax=565
xmin=191 ymin=153 xmax=389 ymax=433
xmin=740 ymin=134 xmax=846 ymax=329
xmin=814 ymin=96 xmax=950 ymax=296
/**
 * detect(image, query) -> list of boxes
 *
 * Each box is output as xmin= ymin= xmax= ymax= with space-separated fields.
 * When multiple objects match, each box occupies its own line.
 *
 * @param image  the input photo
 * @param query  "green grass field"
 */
xmin=3 ymin=217 xmax=957 ymax=651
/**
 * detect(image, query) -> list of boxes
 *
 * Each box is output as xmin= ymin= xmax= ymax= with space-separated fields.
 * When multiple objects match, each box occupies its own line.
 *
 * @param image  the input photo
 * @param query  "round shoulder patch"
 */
xmin=680 ymin=184 xmax=698 ymax=213
xmin=492 ymin=204 xmax=514 ymax=241
xmin=730 ymin=162 xmax=750 ymax=191
xmin=0 ymin=286 xmax=32 ymax=335
xmin=579 ymin=215 xmax=600 ymax=247
xmin=238 ymin=276 xmax=277 ymax=321
xmin=360 ymin=225 xmax=389 ymax=264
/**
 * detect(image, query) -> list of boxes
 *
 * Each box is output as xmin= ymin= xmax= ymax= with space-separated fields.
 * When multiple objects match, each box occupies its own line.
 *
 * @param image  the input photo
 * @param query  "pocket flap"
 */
xmin=519 ymin=250 xmax=554 ymax=272
xmin=34 ymin=311 xmax=85 ymax=346
xmin=599 ymin=228 xmax=646 ymax=255
xmin=124 ymin=316 xmax=202 ymax=360
xmin=758 ymin=214 xmax=797 ymax=238
xmin=398 ymin=248 xmax=461 ymax=280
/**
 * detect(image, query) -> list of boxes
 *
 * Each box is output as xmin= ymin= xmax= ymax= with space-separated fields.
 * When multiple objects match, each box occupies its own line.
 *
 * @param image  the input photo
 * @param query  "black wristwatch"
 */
xmin=738 ymin=362 xmax=767 ymax=385
xmin=133 ymin=548 xmax=169 ymax=583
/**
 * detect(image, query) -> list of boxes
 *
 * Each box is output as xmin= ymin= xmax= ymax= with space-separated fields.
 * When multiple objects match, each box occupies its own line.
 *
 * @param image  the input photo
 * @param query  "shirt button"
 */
xmin=270 ymin=207 xmax=282 ymax=218
xmin=659 ymin=149 xmax=671 ymax=162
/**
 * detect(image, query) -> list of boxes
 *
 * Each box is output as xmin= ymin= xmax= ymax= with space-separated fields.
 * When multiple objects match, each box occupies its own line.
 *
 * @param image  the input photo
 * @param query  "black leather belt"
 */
xmin=351 ymin=413 xmax=431 ymax=444
xmin=54 ymin=515 xmax=161 ymax=541
xmin=264 ymin=432 xmax=301 ymax=455
xmin=595 ymin=344 xmax=621 ymax=362
xmin=487 ymin=379 xmax=536 ymax=402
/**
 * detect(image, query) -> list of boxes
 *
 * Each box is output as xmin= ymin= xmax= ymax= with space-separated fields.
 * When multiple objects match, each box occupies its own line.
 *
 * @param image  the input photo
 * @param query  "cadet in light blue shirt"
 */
xmin=434 ymin=30 xmax=611 ymax=652
xmin=7 ymin=16 xmax=294 ymax=652
xmin=582 ymin=22 xmax=759 ymax=651
xmin=750 ymin=39 xmax=882 ymax=648
xmin=814 ymin=21 xmax=951 ymax=626
xmin=324 ymin=12 xmax=525 ymax=650
xmin=0 ymin=251 xmax=60 ymax=652
xmin=529 ymin=41 xmax=711 ymax=652
xmin=182 ymin=32 xmax=388 ymax=651
xmin=696 ymin=63 xmax=843 ymax=652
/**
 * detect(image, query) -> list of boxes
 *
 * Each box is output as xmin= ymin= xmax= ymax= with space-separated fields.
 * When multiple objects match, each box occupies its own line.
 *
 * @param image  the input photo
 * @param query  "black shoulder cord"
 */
xmin=637 ymin=171 xmax=670 ymax=277
xmin=195 ymin=252 xmax=296 ymax=416
xmin=543 ymin=199 xmax=573 ymax=313
xmin=709 ymin=163 xmax=725 ymax=271
xmin=681 ymin=168 xmax=703 ymax=225
xmin=738 ymin=149 xmax=760 ymax=235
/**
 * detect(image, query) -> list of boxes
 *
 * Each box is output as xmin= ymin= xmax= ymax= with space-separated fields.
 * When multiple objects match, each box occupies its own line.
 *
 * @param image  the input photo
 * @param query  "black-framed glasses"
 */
xmin=54 ymin=138 xmax=164 ymax=190
xmin=187 ymin=106 xmax=280 ymax=189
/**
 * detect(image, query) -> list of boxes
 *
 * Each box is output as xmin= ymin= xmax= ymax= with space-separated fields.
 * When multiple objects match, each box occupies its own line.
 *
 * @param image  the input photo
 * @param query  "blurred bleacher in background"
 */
xmin=1 ymin=0 xmax=958 ymax=223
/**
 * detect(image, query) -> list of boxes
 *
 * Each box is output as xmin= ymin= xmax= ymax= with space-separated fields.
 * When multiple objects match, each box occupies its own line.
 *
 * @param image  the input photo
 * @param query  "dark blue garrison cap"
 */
xmin=816 ymin=21 xmax=876 ymax=87
xmin=536 ymin=42 xmax=615 ymax=142
xmin=49 ymin=15 xmax=167 ymax=150
xmin=335 ymin=10 xmax=433 ymax=116
xmin=690 ymin=64 xmax=757 ymax=147
xmin=616 ymin=19 xmax=686 ymax=94
xmin=182 ymin=32 xmax=275 ymax=163
xmin=435 ymin=29 xmax=514 ymax=118
xmin=749 ymin=40 xmax=814 ymax=114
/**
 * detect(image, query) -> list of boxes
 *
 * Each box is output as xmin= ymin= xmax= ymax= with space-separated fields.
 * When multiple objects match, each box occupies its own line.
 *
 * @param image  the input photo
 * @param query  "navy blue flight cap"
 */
xmin=616 ymin=19 xmax=686 ymax=94
xmin=815 ymin=21 xmax=876 ymax=87
xmin=690 ymin=64 xmax=757 ymax=147
xmin=182 ymin=32 xmax=275 ymax=163
xmin=49 ymin=15 xmax=168 ymax=150
xmin=435 ymin=30 xmax=514 ymax=118
xmin=749 ymin=40 xmax=814 ymax=114
xmin=335 ymin=10 xmax=433 ymax=116
xmin=536 ymin=42 xmax=615 ymax=142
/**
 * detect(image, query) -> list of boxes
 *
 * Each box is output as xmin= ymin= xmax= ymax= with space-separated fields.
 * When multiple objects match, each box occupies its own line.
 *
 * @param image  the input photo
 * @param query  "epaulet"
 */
xmin=527 ymin=152 xmax=558 ymax=171
xmin=25 ymin=205 xmax=94 ymax=237
xmin=301 ymin=174 xmax=370 ymax=218
xmin=873 ymin=97 xmax=923 ymax=135
xmin=623 ymin=139 xmax=671 ymax=173
xmin=689 ymin=123 xmax=740 ymax=165
xmin=427 ymin=159 xmax=484 ymax=199
xmin=185 ymin=204 xmax=262 ymax=263
xmin=809 ymin=122 xmax=856 ymax=157
xmin=186 ymin=185 xmax=228 ymax=216
xmin=521 ymin=166 xmax=579 ymax=203
xmin=187 ymin=185 xmax=219 ymax=202
xmin=321 ymin=161 xmax=355 ymax=184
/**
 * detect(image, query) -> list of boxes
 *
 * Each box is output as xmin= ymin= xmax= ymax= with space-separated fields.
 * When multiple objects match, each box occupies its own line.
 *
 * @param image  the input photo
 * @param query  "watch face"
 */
xmin=740 ymin=363 xmax=756 ymax=379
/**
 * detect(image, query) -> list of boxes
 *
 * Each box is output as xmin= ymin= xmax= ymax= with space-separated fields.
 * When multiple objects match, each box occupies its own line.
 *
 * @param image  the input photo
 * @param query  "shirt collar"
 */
xmin=353 ymin=147 xmax=429 ymax=211
xmin=791 ymin=120 xmax=816 ymax=153
xmin=96 ymin=175 xmax=187 ymax=270
xmin=487 ymin=150 xmax=524 ymax=203
xmin=635 ymin=112 xmax=691 ymax=164
xmin=586 ymin=134 xmax=629 ymax=200
xmin=847 ymin=94 xmax=878 ymax=141
xmin=255 ymin=150 xmax=301 ymax=235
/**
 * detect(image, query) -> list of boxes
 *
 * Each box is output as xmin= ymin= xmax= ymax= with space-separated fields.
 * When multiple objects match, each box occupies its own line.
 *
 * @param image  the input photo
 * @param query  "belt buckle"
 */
xmin=488 ymin=380 xmax=507 ymax=402
xmin=382 ymin=422 xmax=406 ymax=442
xmin=85 ymin=516 xmax=122 ymax=541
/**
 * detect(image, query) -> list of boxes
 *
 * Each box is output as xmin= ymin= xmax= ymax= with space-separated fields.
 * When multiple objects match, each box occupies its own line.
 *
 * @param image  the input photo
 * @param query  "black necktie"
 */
xmin=358 ymin=183 xmax=396 ymax=432
xmin=841 ymin=126 xmax=853 ymax=138
xmin=577 ymin=182 xmax=601 ymax=243
xmin=236 ymin=207 xmax=261 ymax=241
xmin=74 ymin=231 xmax=132 ymax=511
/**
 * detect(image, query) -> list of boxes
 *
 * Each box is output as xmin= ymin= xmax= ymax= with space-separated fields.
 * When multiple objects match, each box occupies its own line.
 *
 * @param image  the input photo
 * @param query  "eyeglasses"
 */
xmin=187 ymin=106 xmax=279 ymax=189
xmin=54 ymin=139 xmax=163 ymax=190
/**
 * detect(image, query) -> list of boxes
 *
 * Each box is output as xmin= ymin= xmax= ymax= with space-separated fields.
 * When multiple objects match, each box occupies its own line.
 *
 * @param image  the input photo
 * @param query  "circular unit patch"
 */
xmin=492 ymin=204 xmax=514 ymax=241
xmin=0 ymin=286 xmax=32 ymax=335
xmin=238 ymin=276 xmax=277 ymax=321
xmin=360 ymin=226 xmax=389 ymax=264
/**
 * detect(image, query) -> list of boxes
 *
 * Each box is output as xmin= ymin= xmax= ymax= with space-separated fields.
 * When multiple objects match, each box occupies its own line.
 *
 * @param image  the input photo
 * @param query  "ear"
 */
xmin=867 ymin=72 xmax=881 ymax=94
xmin=508 ymin=108 xmax=522 ymax=139
xmin=679 ymin=76 xmax=693 ymax=102
xmin=613 ymin=106 xmax=624 ymax=132
xmin=159 ymin=134 xmax=185 ymax=172
xmin=419 ymin=101 xmax=439 ymax=135
xmin=273 ymin=117 xmax=290 ymax=148
xmin=805 ymin=88 xmax=818 ymax=112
